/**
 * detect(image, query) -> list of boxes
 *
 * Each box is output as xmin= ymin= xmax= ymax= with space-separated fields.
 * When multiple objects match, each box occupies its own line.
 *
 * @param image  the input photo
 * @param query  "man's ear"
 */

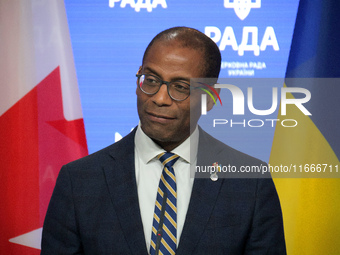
xmin=136 ymin=66 xmax=142 ymax=94
xmin=137 ymin=66 xmax=142 ymax=75
xmin=206 ymin=86 xmax=221 ymax=112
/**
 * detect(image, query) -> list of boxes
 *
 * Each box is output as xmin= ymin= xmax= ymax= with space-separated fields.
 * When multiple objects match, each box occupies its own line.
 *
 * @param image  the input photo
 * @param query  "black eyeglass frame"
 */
xmin=136 ymin=74 xmax=193 ymax=101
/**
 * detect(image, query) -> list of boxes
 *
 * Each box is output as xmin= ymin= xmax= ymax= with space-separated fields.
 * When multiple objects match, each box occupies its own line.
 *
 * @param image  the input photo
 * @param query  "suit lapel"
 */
xmin=177 ymin=128 xmax=225 ymax=255
xmin=176 ymin=179 xmax=223 ymax=255
xmin=102 ymin=130 xmax=148 ymax=255
xmin=100 ymin=128 xmax=226 ymax=254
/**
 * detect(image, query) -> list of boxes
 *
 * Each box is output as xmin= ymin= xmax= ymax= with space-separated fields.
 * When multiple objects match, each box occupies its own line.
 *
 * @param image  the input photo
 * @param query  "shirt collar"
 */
xmin=135 ymin=122 xmax=199 ymax=164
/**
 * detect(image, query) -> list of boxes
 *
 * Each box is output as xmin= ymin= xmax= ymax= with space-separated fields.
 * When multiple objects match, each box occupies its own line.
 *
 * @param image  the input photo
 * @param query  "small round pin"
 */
xmin=210 ymin=172 xmax=218 ymax=181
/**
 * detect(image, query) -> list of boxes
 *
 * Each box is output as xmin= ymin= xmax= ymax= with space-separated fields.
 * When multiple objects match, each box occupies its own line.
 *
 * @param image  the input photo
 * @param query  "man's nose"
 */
xmin=152 ymin=84 xmax=172 ymax=106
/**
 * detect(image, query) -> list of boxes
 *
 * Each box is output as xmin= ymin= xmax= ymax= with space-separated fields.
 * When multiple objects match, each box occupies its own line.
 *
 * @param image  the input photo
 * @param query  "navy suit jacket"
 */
xmin=41 ymin=128 xmax=286 ymax=254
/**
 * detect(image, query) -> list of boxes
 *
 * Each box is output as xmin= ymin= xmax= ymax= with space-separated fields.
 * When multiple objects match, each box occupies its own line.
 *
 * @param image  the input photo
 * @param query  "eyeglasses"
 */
xmin=136 ymin=74 xmax=191 ymax=101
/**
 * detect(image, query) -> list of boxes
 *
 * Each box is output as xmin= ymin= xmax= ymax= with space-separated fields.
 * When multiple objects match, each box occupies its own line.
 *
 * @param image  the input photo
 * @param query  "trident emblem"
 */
xmin=224 ymin=0 xmax=261 ymax=20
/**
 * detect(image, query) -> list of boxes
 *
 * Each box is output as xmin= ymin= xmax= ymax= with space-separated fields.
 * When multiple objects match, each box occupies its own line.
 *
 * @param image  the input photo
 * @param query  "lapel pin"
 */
xmin=210 ymin=172 xmax=218 ymax=181
xmin=210 ymin=162 xmax=221 ymax=181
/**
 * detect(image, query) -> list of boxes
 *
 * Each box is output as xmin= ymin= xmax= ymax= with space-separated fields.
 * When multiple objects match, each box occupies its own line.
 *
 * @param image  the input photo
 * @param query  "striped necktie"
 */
xmin=150 ymin=152 xmax=179 ymax=255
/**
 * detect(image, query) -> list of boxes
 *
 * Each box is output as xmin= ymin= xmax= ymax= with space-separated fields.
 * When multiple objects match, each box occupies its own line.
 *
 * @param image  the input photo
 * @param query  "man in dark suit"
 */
xmin=42 ymin=27 xmax=286 ymax=254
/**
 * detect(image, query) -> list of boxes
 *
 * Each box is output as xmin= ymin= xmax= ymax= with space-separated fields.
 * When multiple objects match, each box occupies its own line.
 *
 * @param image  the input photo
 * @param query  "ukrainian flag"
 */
xmin=270 ymin=1 xmax=340 ymax=254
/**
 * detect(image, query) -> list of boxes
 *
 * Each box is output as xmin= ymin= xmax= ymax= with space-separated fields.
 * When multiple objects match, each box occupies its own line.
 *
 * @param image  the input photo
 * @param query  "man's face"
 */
xmin=136 ymin=41 xmax=205 ymax=151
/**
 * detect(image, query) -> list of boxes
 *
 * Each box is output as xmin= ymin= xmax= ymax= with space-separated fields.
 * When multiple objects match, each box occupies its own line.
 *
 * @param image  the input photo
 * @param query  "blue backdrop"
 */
xmin=64 ymin=0 xmax=299 ymax=161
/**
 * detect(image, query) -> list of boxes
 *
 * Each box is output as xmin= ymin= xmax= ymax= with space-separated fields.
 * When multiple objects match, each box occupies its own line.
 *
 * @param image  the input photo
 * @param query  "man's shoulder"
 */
xmin=197 ymin=127 xmax=271 ymax=179
xmin=64 ymin=128 xmax=136 ymax=172
xmin=198 ymin=127 xmax=265 ymax=165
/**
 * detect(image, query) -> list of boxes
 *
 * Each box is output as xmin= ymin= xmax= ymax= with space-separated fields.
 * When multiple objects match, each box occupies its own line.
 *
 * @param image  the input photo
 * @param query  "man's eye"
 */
xmin=145 ymin=77 xmax=158 ymax=84
xmin=173 ymin=83 xmax=190 ymax=91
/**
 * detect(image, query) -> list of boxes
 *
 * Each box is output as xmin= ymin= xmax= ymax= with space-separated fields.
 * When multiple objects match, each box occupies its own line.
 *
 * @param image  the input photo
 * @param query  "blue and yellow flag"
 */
xmin=270 ymin=0 xmax=340 ymax=254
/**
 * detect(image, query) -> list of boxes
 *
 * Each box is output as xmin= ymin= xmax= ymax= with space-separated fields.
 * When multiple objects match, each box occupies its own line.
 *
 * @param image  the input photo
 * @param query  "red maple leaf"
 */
xmin=0 ymin=67 xmax=88 ymax=253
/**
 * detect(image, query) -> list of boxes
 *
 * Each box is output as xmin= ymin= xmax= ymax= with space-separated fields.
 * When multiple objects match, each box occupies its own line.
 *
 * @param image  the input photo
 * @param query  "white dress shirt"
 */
xmin=134 ymin=124 xmax=198 ymax=251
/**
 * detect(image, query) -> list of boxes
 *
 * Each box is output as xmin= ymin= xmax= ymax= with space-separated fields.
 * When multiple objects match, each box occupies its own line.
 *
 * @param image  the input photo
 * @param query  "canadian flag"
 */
xmin=0 ymin=1 xmax=88 ymax=254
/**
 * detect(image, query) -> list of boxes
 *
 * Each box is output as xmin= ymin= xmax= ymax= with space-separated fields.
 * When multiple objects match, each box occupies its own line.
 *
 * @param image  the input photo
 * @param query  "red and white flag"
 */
xmin=0 ymin=1 xmax=88 ymax=254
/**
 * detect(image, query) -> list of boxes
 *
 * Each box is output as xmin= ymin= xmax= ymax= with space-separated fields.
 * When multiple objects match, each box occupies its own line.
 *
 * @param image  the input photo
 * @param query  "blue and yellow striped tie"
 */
xmin=150 ymin=152 xmax=179 ymax=255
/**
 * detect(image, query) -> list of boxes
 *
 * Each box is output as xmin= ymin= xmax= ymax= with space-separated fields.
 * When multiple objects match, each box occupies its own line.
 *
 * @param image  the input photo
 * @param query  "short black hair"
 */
xmin=142 ymin=27 xmax=221 ymax=78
